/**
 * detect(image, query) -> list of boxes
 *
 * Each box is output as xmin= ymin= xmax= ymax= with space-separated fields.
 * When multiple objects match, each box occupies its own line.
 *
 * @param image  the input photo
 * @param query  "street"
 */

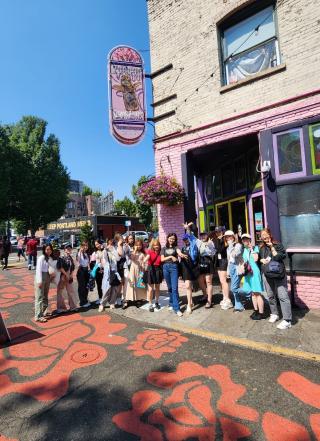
xmin=1 ymin=265 xmax=319 ymax=441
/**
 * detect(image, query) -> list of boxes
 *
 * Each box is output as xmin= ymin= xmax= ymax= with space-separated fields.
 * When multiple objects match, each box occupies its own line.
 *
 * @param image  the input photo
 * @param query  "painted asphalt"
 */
xmin=0 ymin=265 xmax=319 ymax=441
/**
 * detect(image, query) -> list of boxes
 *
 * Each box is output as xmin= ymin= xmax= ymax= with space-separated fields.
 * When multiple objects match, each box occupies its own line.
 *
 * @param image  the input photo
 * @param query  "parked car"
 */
xmin=10 ymin=236 xmax=18 ymax=246
xmin=122 ymin=230 xmax=148 ymax=242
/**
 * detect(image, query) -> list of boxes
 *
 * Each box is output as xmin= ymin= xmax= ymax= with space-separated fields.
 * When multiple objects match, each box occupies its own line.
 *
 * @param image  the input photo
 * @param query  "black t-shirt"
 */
xmin=161 ymin=246 xmax=178 ymax=264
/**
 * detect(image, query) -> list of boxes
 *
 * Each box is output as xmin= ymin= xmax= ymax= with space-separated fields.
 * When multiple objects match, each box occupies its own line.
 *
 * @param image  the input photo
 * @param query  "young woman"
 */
xmin=161 ymin=233 xmax=183 ymax=317
xmin=180 ymin=233 xmax=200 ymax=314
xmin=183 ymin=223 xmax=216 ymax=309
xmin=90 ymin=240 xmax=104 ymax=305
xmin=124 ymin=239 xmax=147 ymax=304
xmin=56 ymin=244 xmax=79 ymax=313
xmin=99 ymin=243 xmax=121 ymax=311
xmin=121 ymin=234 xmax=135 ymax=309
xmin=76 ymin=242 xmax=91 ymax=308
xmin=17 ymin=236 xmax=27 ymax=262
xmin=259 ymin=227 xmax=292 ymax=330
xmin=34 ymin=244 xmax=54 ymax=322
xmin=144 ymin=239 xmax=163 ymax=312
xmin=241 ymin=234 xmax=266 ymax=320
xmin=225 ymin=230 xmax=251 ymax=312
xmin=214 ymin=227 xmax=233 ymax=310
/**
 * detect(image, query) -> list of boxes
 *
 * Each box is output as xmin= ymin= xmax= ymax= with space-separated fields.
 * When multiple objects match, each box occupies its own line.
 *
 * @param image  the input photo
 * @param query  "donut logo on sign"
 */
xmin=108 ymin=46 xmax=146 ymax=145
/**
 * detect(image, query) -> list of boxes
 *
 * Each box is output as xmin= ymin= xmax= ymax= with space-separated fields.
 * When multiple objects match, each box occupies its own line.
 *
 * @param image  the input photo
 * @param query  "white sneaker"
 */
xmin=221 ymin=300 xmax=233 ymax=310
xmin=32 ymin=266 xmax=36 ymax=270
xmin=277 ymin=320 xmax=292 ymax=330
xmin=176 ymin=310 xmax=183 ymax=317
xmin=98 ymin=304 xmax=104 ymax=312
xmin=167 ymin=306 xmax=173 ymax=311
xmin=269 ymin=314 xmax=279 ymax=323
xmin=186 ymin=306 xmax=192 ymax=314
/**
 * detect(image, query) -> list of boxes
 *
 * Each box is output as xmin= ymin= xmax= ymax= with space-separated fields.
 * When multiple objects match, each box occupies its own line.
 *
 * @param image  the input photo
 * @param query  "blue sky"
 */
xmin=0 ymin=0 xmax=154 ymax=200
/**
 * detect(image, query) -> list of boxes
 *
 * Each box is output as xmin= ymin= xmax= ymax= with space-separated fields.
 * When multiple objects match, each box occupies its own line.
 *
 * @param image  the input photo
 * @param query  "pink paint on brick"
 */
xmin=292 ymin=276 xmax=320 ymax=309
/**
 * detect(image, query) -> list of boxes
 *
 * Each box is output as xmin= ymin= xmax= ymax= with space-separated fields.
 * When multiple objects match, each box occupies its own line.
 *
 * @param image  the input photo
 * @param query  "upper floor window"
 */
xmin=220 ymin=3 xmax=280 ymax=85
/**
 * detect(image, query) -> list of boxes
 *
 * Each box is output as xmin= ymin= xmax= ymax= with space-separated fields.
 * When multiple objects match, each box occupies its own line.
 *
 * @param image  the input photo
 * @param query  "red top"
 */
xmin=26 ymin=239 xmax=38 ymax=256
xmin=146 ymin=249 xmax=162 ymax=266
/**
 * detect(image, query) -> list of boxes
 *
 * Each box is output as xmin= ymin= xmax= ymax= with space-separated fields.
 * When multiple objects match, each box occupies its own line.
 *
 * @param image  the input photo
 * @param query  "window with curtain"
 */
xmin=221 ymin=4 xmax=280 ymax=85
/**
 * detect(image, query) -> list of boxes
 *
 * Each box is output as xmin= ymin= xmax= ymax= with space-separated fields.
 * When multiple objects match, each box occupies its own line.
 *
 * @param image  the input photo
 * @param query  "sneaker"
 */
xmin=221 ymin=300 xmax=233 ymax=310
xmin=148 ymin=304 xmax=154 ymax=312
xmin=167 ymin=305 xmax=173 ymax=311
xmin=109 ymin=304 xmax=115 ymax=310
xmin=98 ymin=304 xmax=104 ymax=312
xmin=186 ymin=306 xmax=192 ymax=314
xmin=176 ymin=310 xmax=183 ymax=317
xmin=155 ymin=302 xmax=161 ymax=310
xmin=28 ymin=265 xmax=32 ymax=270
xmin=233 ymin=308 xmax=245 ymax=313
xmin=269 ymin=314 xmax=279 ymax=323
xmin=82 ymin=302 xmax=91 ymax=308
xmin=56 ymin=309 xmax=67 ymax=314
xmin=250 ymin=310 xmax=259 ymax=319
xmin=95 ymin=299 xmax=101 ymax=305
xmin=32 ymin=266 xmax=36 ymax=270
xmin=277 ymin=320 xmax=292 ymax=330
xmin=252 ymin=312 xmax=265 ymax=321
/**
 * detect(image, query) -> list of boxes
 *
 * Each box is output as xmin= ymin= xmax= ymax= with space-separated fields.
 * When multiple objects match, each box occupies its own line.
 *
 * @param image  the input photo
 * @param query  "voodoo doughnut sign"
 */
xmin=108 ymin=46 xmax=146 ymax=145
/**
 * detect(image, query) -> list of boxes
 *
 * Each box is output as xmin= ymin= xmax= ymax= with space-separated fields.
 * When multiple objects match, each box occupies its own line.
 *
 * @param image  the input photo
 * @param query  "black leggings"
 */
xmin=96 ymin=270 xmax=103 ymax=299
xmin=77 ymin=267 xmax=89 ymax=306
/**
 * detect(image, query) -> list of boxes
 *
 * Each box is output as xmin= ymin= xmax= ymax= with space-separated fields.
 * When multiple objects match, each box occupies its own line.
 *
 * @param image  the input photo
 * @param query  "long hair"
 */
xmin=166 ymin=233 xmax=178 ymax=248
xmin=260 ymin=227 xmax=278 ymax=247
xmin=135 ymin=238 xmax=145 ymax=253
xmin=42 ymin=244 xmax=53 ymax=261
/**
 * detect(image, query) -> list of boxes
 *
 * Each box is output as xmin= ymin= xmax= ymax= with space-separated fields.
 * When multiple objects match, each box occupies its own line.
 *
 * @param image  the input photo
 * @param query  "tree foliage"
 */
xmin=82 ymin=185 xmax=102 ymax=197
xmin=114 ymin=197 xmax=137 ymax=217
xmin=0 ymin=116 xmax=69 ymax=233
xmin=12 ymin=219 xmax=28 ymax=236
xmin=79 ymin=222 xmax=95 ymax=250
xmin=132 ymin=176 xmax=154 ymax=230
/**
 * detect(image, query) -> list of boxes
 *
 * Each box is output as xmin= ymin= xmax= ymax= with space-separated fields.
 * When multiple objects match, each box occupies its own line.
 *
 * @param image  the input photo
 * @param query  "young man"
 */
xmin=0 ymin=236 xmax=12 ymax=270
xmin=26 ymin=235 xmax=38 ymax=270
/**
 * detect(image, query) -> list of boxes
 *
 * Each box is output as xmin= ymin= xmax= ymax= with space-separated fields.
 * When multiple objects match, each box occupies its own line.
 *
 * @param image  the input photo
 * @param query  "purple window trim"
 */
xmin=272 ymin=128 xmax=307 ymax=182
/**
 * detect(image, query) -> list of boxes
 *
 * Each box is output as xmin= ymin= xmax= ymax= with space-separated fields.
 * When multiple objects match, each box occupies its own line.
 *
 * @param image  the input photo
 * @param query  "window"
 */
xmin=273 ymin=129 xmax=306 ymax=181
xmin=220 ymin=4 xmax=280 ymax=85
xmin=204 ymin=175 xmax=213 ymax=203
xmin=234 ymin=156 xmax=247 ymax=192
xmin=309 ymin=123 xmax=320 ymax=175
xmin=277 ymin=181 xmax=320 ymax=272
xmin=213 ymin=170 xmax=222 ymax=199
xmin=221 ymin=165 xmax=234 ymax=197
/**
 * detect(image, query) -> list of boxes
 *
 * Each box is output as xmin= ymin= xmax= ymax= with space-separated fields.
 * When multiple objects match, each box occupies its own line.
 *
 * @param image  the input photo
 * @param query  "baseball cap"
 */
xmin=241 ymin=233 xmax=252 ymax=240
xmin=224 ymin=230 xmax=235 ymax=237
xmin=182 ymin=233 xmax=189 ymax=241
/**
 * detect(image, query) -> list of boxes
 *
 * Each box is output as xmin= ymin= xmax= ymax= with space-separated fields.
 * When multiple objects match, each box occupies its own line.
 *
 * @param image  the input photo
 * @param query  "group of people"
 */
xmin=0 ymin=234 xmax=38 ymax=271
xmin=33 ymin=224 xmax=292 ymax=330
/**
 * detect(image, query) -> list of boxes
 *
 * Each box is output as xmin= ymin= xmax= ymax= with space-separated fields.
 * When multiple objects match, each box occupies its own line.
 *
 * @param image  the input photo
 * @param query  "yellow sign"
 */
xmin=47 ymin=220 xmax=92 ymax=230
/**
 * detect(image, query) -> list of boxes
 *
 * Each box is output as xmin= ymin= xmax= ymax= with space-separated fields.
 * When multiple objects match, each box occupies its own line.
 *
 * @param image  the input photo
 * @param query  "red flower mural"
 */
xmin=0 ymin=284 xmax=56 ymax=309
xmin=1 ymin=310 xmax=10 ymax=320
xmin=0 ymin=314 xmax=127 ymax=401
xmin=127 ymin=329 xmax=188 ymax=359
xmin=113 ymin=361 xmax=259 ymax=440
xmin=276 ymin=371 xmax=320 ymax=440
xmin=0 ymin=435 xmax=18 ymax=441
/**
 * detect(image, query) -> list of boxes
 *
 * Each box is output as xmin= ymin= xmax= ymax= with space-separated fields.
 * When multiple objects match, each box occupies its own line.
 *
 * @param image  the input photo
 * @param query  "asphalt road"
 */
xmin=0 ymin=266 xmax=319 ymax=441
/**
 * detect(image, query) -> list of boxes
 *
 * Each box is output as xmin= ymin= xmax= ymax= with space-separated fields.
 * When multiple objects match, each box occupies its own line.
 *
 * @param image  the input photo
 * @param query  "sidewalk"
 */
xmin=108 ymin=286 xmax=320 ymax=359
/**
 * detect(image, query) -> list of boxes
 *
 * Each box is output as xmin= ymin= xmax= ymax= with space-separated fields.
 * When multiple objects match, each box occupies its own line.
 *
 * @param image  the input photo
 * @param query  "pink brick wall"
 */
xmin=291 ymin=275 xmax=320 ymax=309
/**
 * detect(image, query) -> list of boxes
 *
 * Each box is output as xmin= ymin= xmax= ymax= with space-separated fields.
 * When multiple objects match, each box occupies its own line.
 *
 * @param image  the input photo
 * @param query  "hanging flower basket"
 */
xmin=137 ymin=175 xmax=185 ymax=206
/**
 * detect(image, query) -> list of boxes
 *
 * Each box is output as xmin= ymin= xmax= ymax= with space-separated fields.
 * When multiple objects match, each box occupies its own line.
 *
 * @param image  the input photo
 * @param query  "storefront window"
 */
xmin=213 ymin=171 xmax=222 ymax=200
xmin=273 ymin=129 xmax=306 ymax=181
xmin=234 ymin=156 xmax=247 ymax=192
xmin=222 ymin=165 xmax=234 ymax=196
xmin=277 ymin=181 xmax=320 ymax=272
xmin=309 ymin=123 xmax=320 ymax=175
xmin=204 ymin=174 xmax=213 ymax=203
xmin=247 ymin=149 xmax=261 ymax=190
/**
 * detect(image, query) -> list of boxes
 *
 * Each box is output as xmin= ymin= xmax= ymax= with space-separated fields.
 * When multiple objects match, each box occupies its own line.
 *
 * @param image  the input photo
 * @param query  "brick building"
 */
xmin=147 ymin=0 xmax=320 ymax=308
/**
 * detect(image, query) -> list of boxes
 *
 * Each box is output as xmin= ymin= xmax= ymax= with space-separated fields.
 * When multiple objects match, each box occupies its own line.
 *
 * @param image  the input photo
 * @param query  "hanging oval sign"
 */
xmin=108 ymin=46 xmax=146 ymax=145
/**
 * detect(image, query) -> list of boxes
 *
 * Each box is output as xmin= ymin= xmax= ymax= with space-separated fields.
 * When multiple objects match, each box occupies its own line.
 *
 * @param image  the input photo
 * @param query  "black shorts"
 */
xmin=199 ymin=256 xmax=215 ymax=275
xmin=145 ymin=266 xmax=163 ymax=285
xmin=180 ymin=262 xmax=200 ymax=281
xmin=216 ymin=257 xmax=228 ymax=271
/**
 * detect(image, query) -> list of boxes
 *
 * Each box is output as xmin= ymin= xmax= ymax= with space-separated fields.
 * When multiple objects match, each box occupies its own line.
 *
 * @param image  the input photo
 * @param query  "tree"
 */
xmin=132 ymin=176 xmax=153 ymax=230
xmin=12 ymin=219 xmax=28 ymax=236
xmin=79 ymin=222 xmax=94 ymax=250
xmin=0 ymin=116 xmax=69 ymax=233
xmin=114 ymin=197 xmax=137 ymax=217
xmin=82 ymin=185 xmax=92 ymax=196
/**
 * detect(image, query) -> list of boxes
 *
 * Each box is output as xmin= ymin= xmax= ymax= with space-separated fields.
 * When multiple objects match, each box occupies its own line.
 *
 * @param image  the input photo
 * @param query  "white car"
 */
xmin=123 ymin=231 xmax=149 ymax=242
xmin=10 ymin=236 xmax=18 ymax=246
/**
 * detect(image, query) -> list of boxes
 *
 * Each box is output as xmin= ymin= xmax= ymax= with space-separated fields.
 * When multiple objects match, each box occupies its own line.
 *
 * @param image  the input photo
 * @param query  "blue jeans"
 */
xmin=229 ymin=263 xmax=251 ymax=310
xmin=163 ymin=263 xmax=180 ymax=312
xmin=28 ymin=254 xmax=37 ymax=268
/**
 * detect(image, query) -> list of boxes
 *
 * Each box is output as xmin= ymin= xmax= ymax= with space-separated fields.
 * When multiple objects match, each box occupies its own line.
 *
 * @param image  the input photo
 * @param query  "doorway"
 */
xmin=216 ymin=196 xmax=248 ymax=234
xmin=249 ymin=193 xmax=265 ymax=242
